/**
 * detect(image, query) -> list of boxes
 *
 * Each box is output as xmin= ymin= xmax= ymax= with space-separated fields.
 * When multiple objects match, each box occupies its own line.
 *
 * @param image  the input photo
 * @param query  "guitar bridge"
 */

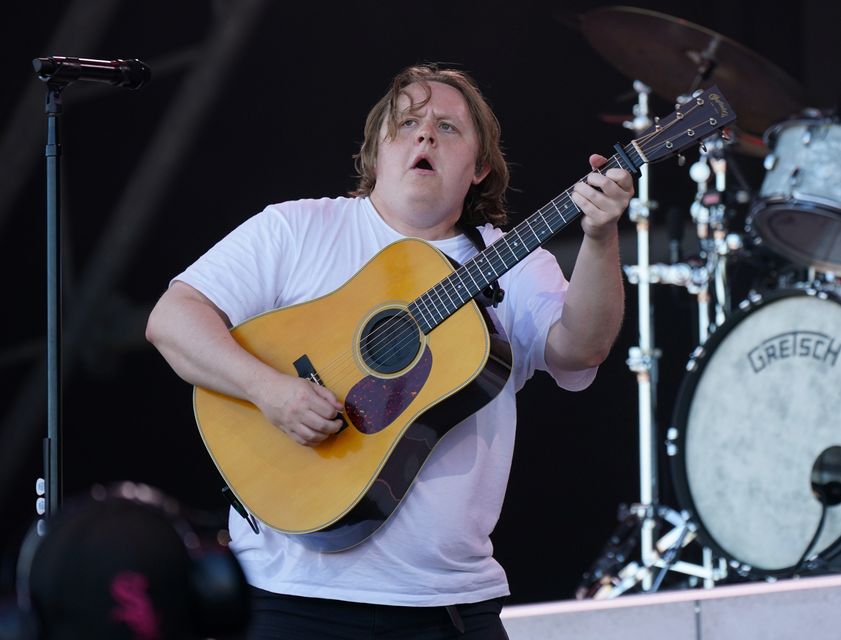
xmin=293 ymin=355 xmax=348 ymax=432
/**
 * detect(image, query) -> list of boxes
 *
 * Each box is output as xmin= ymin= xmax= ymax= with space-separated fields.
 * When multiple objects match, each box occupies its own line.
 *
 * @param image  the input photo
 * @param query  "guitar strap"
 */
xmin=456 ymin=223 xmax=505 ymax=308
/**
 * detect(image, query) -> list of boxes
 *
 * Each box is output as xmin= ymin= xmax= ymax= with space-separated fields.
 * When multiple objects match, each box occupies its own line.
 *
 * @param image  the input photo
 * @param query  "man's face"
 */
xmin=371 ymin=81 xmax=489 ymax=235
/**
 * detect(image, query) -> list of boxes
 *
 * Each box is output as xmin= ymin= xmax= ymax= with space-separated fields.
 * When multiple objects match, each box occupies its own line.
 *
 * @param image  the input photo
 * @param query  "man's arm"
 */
xmin=545 ymin=154 xmax=633 ymax=372
xmin=145 ymin=281 xmax=343 ymax=446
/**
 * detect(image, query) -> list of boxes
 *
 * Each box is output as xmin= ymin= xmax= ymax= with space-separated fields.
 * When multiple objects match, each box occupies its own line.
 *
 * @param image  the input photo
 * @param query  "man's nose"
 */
xmin=416 ymin=122 xmax=435 ymax=145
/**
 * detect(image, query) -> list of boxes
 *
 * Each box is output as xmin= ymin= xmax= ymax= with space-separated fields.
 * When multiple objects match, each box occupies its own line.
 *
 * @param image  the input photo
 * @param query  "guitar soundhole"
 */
xmin=360 ymin=308 xmax=421 ymax=375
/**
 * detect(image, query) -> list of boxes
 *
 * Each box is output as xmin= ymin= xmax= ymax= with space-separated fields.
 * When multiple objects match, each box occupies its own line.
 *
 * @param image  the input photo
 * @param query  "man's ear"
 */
xmin=472 ymin=161 xmax=491 ymax=185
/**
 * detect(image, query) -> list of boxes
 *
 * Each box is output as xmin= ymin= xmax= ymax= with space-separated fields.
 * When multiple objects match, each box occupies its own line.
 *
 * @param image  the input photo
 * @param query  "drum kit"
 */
xmin=573 ymin=7 xmax=841 ymax=597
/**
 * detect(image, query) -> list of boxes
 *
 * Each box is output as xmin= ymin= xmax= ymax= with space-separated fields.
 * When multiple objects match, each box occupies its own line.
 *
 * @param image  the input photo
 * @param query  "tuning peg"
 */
xmin=677 ymin=153 xmax=686 ymax=166
xmin=699 ymin=141 xmax=707 ymax=153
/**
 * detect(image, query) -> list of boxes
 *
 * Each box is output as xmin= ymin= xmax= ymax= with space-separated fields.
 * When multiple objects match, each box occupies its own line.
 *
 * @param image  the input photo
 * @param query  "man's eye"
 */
xmin=439 ymin=122 xmax=455 ymax=132
xmin=401 ymin=119 xmax=417 ymax=128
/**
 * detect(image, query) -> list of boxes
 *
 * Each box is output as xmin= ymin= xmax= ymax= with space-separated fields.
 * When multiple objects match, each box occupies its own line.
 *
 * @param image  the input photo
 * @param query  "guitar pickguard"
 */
xmin=345 ymin=346 xmax=433 ymax=434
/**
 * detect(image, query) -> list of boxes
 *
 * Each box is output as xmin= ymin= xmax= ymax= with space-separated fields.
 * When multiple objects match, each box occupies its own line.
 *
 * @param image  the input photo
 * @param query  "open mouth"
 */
xmin=412 ymin=158 xmax=434 ymax=171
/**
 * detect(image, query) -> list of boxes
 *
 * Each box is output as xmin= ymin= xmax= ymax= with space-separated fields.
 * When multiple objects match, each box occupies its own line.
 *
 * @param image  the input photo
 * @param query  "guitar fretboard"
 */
xmin=408 ymin=143 xmax=643 ymax=334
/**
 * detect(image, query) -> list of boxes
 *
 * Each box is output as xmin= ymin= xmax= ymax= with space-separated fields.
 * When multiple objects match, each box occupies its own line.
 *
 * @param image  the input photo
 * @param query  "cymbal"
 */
xmin=579 ymin=6 xmax=807 ymax=135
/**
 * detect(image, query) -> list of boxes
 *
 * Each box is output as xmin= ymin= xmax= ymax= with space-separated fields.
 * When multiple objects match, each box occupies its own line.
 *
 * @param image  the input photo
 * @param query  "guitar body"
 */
xmin=194 ymin=238 xmax=512 ymax=552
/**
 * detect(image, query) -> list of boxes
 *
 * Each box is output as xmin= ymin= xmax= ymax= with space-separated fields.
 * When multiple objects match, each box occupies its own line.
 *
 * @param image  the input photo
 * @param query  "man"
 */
xmin=146 ymin=64 xmax=632 ymax=638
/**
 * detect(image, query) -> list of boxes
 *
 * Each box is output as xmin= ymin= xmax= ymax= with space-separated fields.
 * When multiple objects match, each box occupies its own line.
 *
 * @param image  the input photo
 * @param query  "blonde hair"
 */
xmin=351 ymin=64 xmax=509 ymax=227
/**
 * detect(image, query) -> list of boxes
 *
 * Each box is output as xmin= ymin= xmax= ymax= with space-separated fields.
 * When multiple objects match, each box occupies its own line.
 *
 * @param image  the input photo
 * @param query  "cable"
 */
xmin=792 ymin=503 xmax=828 ymax=575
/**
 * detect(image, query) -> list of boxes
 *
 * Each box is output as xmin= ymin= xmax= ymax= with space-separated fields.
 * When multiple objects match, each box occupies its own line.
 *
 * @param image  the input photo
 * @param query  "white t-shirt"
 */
xmin=175 ymin=196 xmax=595 ymax=606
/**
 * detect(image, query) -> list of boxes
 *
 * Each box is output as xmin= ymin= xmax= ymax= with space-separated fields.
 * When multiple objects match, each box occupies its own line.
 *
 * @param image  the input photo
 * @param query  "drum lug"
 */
xmin=730 ymin=560 xmax=753 ymax=577
xmin=763 ymin=152 xmax=777 ymax=171
xmin=665 ymin=427 xmax=679 ymax=456
xmin=686 ymin=345 xmax=706 ymax=371
xmin=788 ymin=166 xmax=802 ymax=188
xmin=739 ymin=289 xmax=763 ymax=311
xmin=801 ymin=128 xmax=813 ymax=145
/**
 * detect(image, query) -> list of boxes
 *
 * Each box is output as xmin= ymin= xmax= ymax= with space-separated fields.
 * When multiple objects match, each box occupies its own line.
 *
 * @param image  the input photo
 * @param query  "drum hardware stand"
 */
xmin=583 ymin=81 xmax=721 ymax=597
xmin=804 ymin=267 xmax=839 ymax=291
xmin=688 ymin=136 xmax=743 ymax=342
xmin=607 ymin=507 xmax=723 ymax=597
xmin=621 ymin=80 xmax=662 ymax=592
xmin=580 ymin=82 xmax=732 ymax=598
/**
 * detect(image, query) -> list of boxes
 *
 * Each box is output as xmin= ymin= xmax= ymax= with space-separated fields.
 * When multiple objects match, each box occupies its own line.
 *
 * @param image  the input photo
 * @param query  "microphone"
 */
xmin=812 ymin=446 xmax=841 ymax=507
xmin=32 ymin=56 xmax=151 ymax=90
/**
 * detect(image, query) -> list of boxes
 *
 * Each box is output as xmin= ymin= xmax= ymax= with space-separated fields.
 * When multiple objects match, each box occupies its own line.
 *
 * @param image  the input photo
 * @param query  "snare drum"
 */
xmin=668 ymin=289 xmax=841 ymax=575
xmin=748 ymin=118 xmax=841 ymax=272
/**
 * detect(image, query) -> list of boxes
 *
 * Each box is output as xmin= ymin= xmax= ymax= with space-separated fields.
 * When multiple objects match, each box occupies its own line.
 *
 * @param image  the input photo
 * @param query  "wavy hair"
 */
xmin=350 ymin=64 xmax=509 ymax=227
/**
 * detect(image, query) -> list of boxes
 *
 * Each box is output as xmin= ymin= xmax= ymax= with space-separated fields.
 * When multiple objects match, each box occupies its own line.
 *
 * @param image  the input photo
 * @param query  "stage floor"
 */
xmin=502 ymin=573 xmax=841 ymax=639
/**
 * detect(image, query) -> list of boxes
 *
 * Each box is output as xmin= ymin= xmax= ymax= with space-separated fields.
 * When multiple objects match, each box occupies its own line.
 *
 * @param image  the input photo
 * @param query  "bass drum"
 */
xmin=669 ymin=288 xmax=841 ymax=575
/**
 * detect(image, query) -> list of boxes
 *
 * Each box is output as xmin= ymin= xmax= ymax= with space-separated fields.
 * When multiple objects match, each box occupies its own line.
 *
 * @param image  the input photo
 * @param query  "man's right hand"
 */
xmin=252 ymin=373 xmax=345 ymax=447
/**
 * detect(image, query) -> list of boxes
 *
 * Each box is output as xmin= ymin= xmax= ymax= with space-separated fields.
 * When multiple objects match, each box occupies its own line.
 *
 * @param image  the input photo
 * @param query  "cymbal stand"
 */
xmin=709 ymin=139 xmax=733 ymax=329
xmin=599 ymin=86 xmax=726 ymax=597
xmin=621 ymin=80 xmax=660 ymax=591
xmin=689 ymin=134 xmax=742 ymax=341
xmin=688 ymin=146 xmax=714 ymax=341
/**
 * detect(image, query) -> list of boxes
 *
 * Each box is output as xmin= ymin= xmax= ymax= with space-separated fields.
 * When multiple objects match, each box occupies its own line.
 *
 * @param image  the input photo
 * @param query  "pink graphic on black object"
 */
xmin=109 ymin=571 xmax=161 ymax=639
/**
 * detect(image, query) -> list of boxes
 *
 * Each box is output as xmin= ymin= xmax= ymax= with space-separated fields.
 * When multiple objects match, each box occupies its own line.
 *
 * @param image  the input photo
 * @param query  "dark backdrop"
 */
xmin=1 ymin=0 xmax=838 ymax=605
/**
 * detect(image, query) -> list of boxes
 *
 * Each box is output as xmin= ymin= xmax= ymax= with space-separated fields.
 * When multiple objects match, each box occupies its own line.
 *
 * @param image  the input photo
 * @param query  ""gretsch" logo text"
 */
xmin=748 ymin=331 xmax=840 ymax=373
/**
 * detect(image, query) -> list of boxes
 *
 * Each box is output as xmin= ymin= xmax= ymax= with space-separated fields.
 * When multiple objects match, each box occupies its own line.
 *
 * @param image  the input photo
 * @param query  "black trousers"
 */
xmin=246 ymin=587 xmax=510 ymax=640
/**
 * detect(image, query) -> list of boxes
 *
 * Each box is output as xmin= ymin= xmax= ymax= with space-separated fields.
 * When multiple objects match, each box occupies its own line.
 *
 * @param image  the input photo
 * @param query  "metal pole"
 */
xmin=623 ymin=81 xmax=659 ymax=591
xmin=44 ymin=83 xmax=65 ymax=521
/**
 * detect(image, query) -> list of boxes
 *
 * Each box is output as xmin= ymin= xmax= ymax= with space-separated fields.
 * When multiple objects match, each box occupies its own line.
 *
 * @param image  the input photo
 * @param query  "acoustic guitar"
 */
xmin=194 ymin=86 xmax=736 ymax=551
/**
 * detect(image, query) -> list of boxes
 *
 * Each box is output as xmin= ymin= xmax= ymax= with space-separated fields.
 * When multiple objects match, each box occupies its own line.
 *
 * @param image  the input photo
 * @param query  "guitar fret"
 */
xmin=523 ymin=219 xmax=542 ymax=245
xmin=417 ymin=292 xmax=435 ymax=322
xmin=421 ymin=291 xmax=444 ymax=324
xmin=490 ymin=242 xmax=511 ymax=271
xmin=509 ymin=231 xmax=527 ymax=260
xmin=406 ymin=303 xmax=430 ymax=334
xmin=439 ymin=278 xmax=459 ymax=310
xmin=449 ymin=269 xmax=471 ymax=303
xmin=550 ymin=199 xmax=568 ymax=226
xmin=496 ymin=237 xmax=518 ymax=266
xmin=627 ymin=144 xmax=644 ymax=169
xmin=470 ymin=260 xmax=491 ymax=294
xmin=461 ymin=261 xmax=482 ymax=296
xmin=475 ymin=253 xmax=499 ymax=281
xmin=533 ymin=210 xmax=552 ymax=240
xmin=565 ymin=190 xmax=581 ymax=214
xmin=429 ymin=285 xmax=450 ymax=320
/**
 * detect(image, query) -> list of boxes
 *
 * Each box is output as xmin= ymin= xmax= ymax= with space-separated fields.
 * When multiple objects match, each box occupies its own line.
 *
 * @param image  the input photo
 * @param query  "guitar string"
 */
xmin=307 ymin=99 xmax=719 ymax=389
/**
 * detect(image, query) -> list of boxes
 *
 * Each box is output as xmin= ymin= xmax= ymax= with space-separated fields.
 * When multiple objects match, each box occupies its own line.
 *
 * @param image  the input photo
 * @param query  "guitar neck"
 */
xmin=408 ymin=143 xmax=643 ymax=334
xmin=407 ymin=83 xmax=738 ymax=333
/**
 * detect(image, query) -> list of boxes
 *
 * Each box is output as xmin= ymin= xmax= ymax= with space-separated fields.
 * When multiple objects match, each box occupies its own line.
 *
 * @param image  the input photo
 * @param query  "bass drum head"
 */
xmin=670 ymin=289 xmax=841 ymax=574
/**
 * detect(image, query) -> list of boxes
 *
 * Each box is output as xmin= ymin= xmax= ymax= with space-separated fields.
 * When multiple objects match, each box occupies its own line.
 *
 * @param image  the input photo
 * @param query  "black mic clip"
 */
xmin=32 ymin=56 xmax=151 ymax=90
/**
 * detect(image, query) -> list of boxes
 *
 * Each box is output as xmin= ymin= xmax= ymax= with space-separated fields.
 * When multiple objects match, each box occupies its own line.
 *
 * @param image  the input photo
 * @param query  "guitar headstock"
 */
xmin=634 ymin=85 xmax=737 ymax=164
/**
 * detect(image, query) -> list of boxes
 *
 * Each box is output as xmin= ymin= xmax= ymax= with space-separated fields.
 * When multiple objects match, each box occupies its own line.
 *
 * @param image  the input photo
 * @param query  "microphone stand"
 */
xmin=41 ymin=80 xmax=67 ymax=527
xmin=31 ymin=57 xmax=150 ymax=532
